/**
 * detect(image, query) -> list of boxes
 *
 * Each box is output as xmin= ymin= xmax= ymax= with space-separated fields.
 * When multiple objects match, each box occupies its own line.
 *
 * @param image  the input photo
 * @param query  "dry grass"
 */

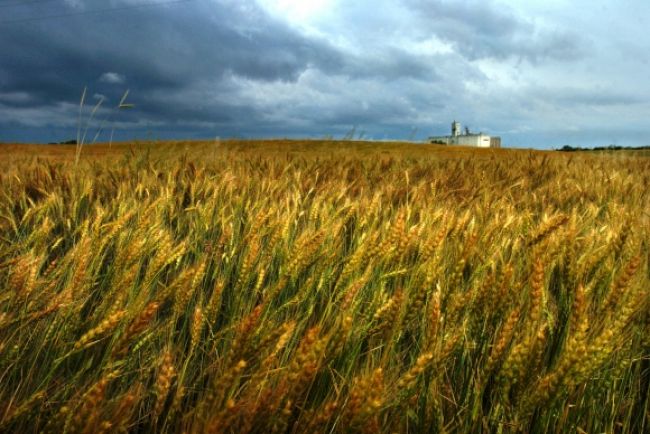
xmin=0 ymin=140 xmax=648 ymax=433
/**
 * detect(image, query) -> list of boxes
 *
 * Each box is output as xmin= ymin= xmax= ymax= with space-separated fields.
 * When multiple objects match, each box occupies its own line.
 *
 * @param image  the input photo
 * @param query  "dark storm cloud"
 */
xmin=1 ymin=0 xmax=649 ymax=147
xmin=0 ymin=0 xmax=448 ymax=142
xmin=0 ymin=0 xmax=349 ymax=137
xmin=0 ymin=0 xmax=343 ymax=93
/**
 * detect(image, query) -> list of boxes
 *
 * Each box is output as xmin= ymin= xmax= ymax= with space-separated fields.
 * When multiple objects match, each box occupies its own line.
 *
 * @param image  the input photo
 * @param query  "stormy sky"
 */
xmin=1 ymin=0 xmax=649 ymax=148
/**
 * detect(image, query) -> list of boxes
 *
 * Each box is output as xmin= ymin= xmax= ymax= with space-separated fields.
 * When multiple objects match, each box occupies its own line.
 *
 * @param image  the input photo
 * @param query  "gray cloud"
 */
xmin=406 ymin=0 xmax=583 ymax=63
xmin=530 ymin=86 xmax=646 ymax=107
xmin=0 ymin=0 xmax=648 ymax=147
xmin=0 ymin=91 xmax=33 ymax=105
xmin=0 ymin=0 xmax=350 ymax=139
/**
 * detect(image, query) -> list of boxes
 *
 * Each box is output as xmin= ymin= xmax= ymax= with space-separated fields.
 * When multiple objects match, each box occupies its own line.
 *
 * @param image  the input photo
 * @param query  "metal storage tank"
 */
xmin=452 ymin=121 xmax=461 ymax=137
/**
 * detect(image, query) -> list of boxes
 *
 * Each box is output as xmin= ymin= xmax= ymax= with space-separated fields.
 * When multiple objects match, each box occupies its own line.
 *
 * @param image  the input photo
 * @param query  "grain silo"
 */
xmin=429 ymin=121 xmax=501 ymax=148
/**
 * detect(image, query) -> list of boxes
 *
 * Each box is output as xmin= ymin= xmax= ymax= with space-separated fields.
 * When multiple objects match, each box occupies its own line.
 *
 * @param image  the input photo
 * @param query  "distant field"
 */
xmin=0 ymin=140 xmax=648 ymax=433
xmin=1 ymin=139 xmax=515 ymax=159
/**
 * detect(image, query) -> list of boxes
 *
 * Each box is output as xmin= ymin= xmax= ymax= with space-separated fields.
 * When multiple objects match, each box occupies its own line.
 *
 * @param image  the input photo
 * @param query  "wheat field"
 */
xmin=0 ymin=140 xmax=648 ymax=433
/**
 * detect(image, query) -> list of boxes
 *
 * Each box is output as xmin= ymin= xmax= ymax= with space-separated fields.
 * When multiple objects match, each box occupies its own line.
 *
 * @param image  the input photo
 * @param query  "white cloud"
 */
xmin=98 ymin=72 xmax=125 ymax=84
xmin=257 ymin=0 xmax=338 ymax=26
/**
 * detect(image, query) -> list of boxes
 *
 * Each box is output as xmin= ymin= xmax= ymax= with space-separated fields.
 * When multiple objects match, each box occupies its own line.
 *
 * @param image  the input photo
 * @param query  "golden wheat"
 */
xmin=0 ymin=141 xmax=648 ymax=433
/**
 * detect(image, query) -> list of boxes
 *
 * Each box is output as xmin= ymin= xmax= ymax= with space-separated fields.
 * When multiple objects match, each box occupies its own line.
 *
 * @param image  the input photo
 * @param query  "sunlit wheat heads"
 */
xmin=0 ymin=142 xmax=648 ymax=433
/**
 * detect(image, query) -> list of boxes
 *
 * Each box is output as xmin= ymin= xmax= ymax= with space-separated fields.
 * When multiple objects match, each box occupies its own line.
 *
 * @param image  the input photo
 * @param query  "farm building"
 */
xmin=429 ymin=121 xmax=501 ymax=148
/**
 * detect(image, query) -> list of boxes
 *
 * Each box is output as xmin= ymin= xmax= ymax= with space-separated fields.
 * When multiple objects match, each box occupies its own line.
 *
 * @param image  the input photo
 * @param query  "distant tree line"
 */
xmin=48 ymin=139 xmax=78 ymax=145
xmin=558 ymin=144 xmax=650 ymax=152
